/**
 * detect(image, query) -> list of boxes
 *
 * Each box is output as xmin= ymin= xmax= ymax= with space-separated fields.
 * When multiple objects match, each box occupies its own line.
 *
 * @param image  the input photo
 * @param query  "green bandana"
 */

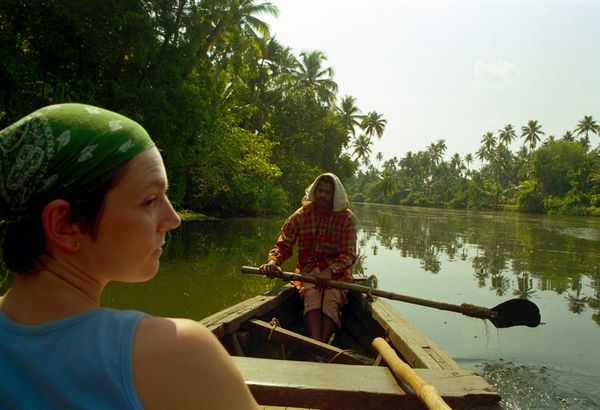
xmin=0 ymin=103 xmax=155 ymax=223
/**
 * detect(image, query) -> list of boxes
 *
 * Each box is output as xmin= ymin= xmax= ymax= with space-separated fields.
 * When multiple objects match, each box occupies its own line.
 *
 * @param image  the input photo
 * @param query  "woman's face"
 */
xmin=82 ymin=147 xmax=181 ymax=283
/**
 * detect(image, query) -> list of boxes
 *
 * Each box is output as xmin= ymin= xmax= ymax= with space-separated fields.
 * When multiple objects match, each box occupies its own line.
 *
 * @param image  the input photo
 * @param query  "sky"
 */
xmin=263 ymin=0 xmax=600 ymax=164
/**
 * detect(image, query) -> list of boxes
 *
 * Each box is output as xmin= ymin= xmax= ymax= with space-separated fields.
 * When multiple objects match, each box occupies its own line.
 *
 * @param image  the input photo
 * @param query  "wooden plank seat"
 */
xmin=233 ymin=356 xmax=501 ymax=410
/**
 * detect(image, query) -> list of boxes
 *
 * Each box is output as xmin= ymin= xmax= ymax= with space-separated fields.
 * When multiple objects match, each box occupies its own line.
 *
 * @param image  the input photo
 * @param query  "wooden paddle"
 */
xmin=372 ymin=337 xmax=451 ymax=410
xmin=241 ymin=266 xmax=541 ymax=328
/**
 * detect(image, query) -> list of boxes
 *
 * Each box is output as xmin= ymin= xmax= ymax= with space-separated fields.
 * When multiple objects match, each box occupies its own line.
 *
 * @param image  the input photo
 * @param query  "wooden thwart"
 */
xmin=242 ymin=319 xmax=367 ymax=365
xmin=233 ymin=356 xmax=500 ymax=410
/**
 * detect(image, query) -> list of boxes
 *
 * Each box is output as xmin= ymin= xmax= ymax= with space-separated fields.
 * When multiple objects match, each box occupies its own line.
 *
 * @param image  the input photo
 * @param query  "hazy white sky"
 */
xmin=264 ymin=0 xmax=600 ymax=163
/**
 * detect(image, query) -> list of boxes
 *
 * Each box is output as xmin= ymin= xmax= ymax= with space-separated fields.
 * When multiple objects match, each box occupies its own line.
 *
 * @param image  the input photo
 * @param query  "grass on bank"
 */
xmin=176 ymin=209 xmax=217 ymax=222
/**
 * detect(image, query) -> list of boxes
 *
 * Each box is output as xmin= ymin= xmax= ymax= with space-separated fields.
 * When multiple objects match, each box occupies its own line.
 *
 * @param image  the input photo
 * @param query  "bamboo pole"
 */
xmin=372 ymin=337 xmax=451 ymax=410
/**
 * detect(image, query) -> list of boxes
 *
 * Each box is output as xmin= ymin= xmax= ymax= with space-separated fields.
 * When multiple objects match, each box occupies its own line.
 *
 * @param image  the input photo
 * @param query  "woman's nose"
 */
xmin=160 ymin=199 xmax=181 ymax=232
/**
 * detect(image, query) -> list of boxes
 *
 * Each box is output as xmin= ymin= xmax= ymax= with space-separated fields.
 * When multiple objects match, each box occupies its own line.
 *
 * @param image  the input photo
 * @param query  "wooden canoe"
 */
xmin=200 ymin=281 xmax=501 ymax=409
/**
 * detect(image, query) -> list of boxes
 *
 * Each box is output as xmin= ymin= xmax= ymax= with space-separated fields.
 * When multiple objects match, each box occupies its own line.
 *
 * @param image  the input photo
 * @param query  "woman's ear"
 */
xmin=41 ymin=199 xmax=81 ymax=253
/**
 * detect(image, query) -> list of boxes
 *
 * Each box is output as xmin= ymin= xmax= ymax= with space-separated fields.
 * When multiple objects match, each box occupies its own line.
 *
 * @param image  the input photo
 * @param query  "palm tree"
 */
xmin=574 ymin=115 xmax=599 ymax=149
xmin=464 ymin=153 xmax=473 ymax=172
xmin=249 ymin=35 xmax=284 ymax=100
xmin=377 ymin=168 xmax=397 ymax=199
xmin=253 ymin=34 xmax=284 ymax=72
xmin=521 ymin=120 xmax=545 ymax=151
xmin=434 ymin=139 xmax=447 ymax=157
xmin=336 ymin=95 xmax=362 ymax=136
xmin=481 ymin=132 xmax=496 ymax=152
xmin=498 ymin=124 xmax=516 ymax=146
xmin=295 ymin=50 xmax=338 ymax=105
xmin=477 ymin=132 xmax=496 ymax=164
xmin=350 ymin=135 xmax=372 ymax=165
xmin=450 ymin=153 xmax=464 ymax=175
xmin=360 ymin=111 xmax=387 ymax=139
xmin=561 ymin=130 xmax=575 ymax=142
xmin=200 ymin=0 xmax=279 ymax=56
xmin=272 ymin=45 xmax=299 ymax=78
xmin=375 ymin=152 xmax=383 ymax=163
xmin=476 ymin=146 xmax=487 ymax=165
xmin=427 ymin=139 xmax=446 ymax=166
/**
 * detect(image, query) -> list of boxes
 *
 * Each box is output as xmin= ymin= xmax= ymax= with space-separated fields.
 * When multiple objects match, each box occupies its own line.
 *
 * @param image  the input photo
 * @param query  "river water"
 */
xmin=102 ymin=203 xmax=600 ymax=409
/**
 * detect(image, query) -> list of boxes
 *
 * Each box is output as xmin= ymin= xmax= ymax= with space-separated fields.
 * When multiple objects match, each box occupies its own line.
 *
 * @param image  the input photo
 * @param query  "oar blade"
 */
xmin=490 ymin=298 xmax=541 ymax=328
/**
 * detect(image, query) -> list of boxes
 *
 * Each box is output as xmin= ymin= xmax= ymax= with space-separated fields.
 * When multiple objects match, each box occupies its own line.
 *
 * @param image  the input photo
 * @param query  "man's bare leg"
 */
xmin=305 ymin=310 xmax=322 ymax=342
xmin=321 ymin=315 xmax=336 ymax=344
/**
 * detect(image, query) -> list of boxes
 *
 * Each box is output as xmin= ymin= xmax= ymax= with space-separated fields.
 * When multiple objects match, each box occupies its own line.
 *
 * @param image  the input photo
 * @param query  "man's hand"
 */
xmin=259 ymin=260 xmax=281 ymax=279
xmin=312 ymin=268 xmax=332 ymax=288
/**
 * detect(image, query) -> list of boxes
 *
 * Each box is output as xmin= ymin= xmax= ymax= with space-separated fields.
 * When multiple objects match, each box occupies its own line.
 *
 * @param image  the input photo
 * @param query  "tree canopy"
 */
xmin=0 ymin=0 xmax=385 ymax=215
xmin=1 ymin=1 xmax=598 ymax=217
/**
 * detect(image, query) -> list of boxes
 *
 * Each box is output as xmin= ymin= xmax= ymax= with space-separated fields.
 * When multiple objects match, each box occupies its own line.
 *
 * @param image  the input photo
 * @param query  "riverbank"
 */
xmin=176 ymin=209 xmax=218 ymax=222
xmin=353 ymin=199 xmax=600 ymax=218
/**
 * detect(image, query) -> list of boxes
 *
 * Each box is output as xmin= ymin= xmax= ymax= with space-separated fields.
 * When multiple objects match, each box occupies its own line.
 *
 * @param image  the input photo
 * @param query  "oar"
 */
xmin=241 ymin=266 xmax=541 ymax=328
xmin=372 ymin=337 xmax=451 ymax=410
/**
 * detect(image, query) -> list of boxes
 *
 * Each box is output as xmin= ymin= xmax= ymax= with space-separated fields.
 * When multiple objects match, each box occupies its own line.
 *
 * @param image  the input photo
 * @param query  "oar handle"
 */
xmin=241 ymin=266 xmax=497 ymax=321
xmin=372 ymin=337 xmax=451 ymax=410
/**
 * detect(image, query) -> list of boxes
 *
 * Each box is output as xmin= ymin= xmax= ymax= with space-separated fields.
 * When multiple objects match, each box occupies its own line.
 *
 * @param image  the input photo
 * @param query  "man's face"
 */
xmin=314 ymin=180 xmax=334 ymax=209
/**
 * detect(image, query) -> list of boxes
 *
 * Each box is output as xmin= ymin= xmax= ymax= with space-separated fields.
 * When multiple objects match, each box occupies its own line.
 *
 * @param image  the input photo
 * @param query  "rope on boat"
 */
xmin=328 ymin=349 xmax=358 ymax=364
xmin=268 ymin=317 xmax=281 ymax=341
xmin=366 ymin=274 xmax=378 ymax=302
xmin=267 ymin=317 xmax=287 ymax=360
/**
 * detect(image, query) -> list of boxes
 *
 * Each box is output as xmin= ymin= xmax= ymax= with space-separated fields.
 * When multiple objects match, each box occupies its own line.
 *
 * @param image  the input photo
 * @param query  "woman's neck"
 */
xmin=0 ymin=265 xmax=105 ymax=324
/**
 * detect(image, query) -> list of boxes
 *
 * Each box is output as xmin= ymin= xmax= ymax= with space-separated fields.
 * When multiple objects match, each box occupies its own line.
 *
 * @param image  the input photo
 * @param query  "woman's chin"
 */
xmin=127 ymin=264 xmax=160 ymax=283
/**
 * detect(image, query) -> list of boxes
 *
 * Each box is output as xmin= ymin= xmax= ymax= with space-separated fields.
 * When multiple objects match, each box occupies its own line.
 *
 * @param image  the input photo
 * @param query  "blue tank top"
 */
xmin=0 ymin=308 xmax=147 ymax=409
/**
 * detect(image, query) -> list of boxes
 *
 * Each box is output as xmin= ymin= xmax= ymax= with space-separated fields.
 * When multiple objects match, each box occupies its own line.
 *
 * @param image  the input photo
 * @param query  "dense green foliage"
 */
xmin=1 ymin=1 xmax=598 ymax=217
xmin=0 ymin=0 xmax=385 ymax=215
xmin=348 ymin=128 xmax=600 ymax=216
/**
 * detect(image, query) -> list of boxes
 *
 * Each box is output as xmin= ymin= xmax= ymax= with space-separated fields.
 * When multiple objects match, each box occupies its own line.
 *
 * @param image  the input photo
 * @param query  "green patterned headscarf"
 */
xmin=0 ymin=103 xmax=155 ymax=223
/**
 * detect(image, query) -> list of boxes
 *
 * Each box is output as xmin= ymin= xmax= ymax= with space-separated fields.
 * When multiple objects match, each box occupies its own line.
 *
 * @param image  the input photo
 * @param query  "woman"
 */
xmin=0 ymin=104 xmax=258 ymax=409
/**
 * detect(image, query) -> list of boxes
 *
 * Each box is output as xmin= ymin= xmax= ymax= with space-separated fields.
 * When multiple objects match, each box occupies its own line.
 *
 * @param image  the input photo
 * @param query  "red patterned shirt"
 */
xmin=268 ymin=203 xmax=357 ymax=281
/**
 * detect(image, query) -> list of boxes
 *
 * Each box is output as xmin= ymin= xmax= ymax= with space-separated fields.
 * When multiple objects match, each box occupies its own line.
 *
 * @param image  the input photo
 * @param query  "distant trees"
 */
xmin=574 ymin=115 xmax=599 ymax=150
xmin=351 ymin=135 xmax=373 ymax=165
xmin=348 ymin=115 xmax=600 ymax=217
xmin=337 ymin=95 xmax=362 ymax=136
xmin=521 ymin=120 xmax=545 ymax=151
xmin=498 ymin=124 xmax=517 ymax=146
xmin=361 ymin=111 xmax=387 ymax=140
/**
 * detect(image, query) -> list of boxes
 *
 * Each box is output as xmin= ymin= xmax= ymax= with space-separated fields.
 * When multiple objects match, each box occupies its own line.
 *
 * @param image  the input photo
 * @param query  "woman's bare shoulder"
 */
xmin=136 ymin=316 xmax=214 ymax=347
xmin=132 ymin=317 xmax=258 ymax=410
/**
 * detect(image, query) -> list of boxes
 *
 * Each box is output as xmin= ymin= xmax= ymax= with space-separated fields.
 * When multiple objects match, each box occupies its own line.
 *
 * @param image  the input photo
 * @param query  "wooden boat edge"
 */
xmin=200 ymin=284 xmax=502 ymax=409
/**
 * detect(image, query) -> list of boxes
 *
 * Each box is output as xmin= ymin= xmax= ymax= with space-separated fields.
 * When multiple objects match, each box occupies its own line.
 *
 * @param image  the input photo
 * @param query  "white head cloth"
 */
xmin=301 ymin=172 xmax=349 ymax=212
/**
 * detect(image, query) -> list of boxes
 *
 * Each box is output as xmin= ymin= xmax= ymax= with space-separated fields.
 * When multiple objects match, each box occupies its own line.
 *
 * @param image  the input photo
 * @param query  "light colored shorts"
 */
xmin=300 ymin=283 xmax=348 ymax=328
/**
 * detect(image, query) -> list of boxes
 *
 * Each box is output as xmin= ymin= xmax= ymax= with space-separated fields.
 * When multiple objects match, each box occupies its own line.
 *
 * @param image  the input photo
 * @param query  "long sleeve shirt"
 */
xmin=268 ymin=204 xmax=357 ymax=281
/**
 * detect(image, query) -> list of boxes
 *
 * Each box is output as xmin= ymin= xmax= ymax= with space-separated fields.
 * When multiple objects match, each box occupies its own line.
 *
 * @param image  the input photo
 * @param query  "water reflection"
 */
xmin=2 ymin=204 xmax=596 ymax=326
xmin=353 ymin=203 xmax=600 ymax=324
